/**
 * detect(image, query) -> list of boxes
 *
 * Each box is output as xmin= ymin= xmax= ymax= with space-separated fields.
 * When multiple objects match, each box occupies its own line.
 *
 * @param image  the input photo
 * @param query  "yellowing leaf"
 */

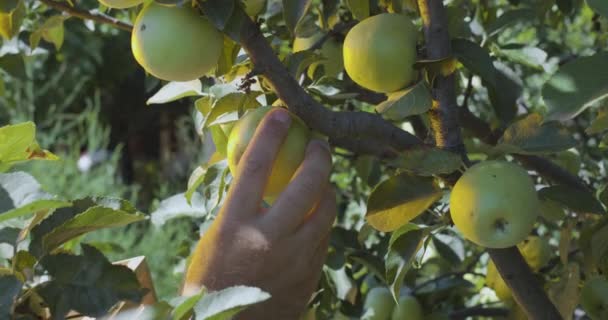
xmin=388 ymin=146 xmax=462 ymax=176
xmin=0 ymin=122 xmax=58 ymax=171
xmin=366 ymin=173 xmax=443 ymax=232
xmin=0 ymin=0 xmax=24 ymax=40
xmin=496 ymin=113 xmax=577 ymax=155
xmin=30 ymin=16 xmax=66 ymax=50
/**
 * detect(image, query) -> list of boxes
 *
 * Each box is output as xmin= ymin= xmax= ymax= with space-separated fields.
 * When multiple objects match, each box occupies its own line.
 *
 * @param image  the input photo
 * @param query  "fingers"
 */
xmin=262 ymin=139 xmax=332 ymax=233
xmin=223 ymin=108 xmax=292 ymax=218
xmin=295 ymin=186 xmax=337 ymax=244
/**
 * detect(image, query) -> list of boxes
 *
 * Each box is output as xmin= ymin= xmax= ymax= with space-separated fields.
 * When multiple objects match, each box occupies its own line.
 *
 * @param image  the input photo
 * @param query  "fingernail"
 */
xmin=269 ymin=109 xmax=291 ymax=127
xmin=309 ymin=138 xmax=331 ymax=154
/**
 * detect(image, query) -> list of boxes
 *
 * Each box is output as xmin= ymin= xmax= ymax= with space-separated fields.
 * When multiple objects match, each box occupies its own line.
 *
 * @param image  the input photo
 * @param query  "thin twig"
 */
xmin=39 ymin=0 xmax=133 ymax=32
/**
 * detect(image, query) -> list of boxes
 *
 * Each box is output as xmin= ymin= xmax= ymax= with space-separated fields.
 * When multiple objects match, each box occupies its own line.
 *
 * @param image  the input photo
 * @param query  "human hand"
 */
xmin=182 ymin=108 xmax=336 ymax=319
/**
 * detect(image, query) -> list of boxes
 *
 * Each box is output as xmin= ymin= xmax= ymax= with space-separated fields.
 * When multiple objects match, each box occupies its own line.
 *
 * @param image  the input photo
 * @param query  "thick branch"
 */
xmin=417 ymin=0 xmax=462 ymax=152
xmin=237 ymin=17 xmax=423 ymax=157
xmin=417 ymin=1 xmax=561 ymax=319
xmin=39 ymin=0 xmax=133 ymax=32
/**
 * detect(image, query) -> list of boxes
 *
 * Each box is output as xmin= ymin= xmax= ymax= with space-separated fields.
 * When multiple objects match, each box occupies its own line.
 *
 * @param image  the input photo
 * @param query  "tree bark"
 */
xmin=416 ymin=1 xmax=562 ymax=319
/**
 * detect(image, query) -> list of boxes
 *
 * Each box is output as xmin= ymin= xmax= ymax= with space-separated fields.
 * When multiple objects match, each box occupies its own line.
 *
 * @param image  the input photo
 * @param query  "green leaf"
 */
xmin=486 ymin=8 xmax=536 ymax=38
xmin=386 ymin=224 xmax=427 ymax=299
xmin=539 ymin=185 xmax=606 ymax=215
xmin=452 ymin=38 xmax=496 ymax=87
xmin=40 ymin=202 xmax=145 ymax=255
xmin=495 ymin=113 xmax=577 ymax=155
xmin=587 ymin=0 xmax=608 ymax=17
xmin=29 ymin=198 xmax=142 ymax=257
xmin=186 ymin=160 xmax=229 ymax=212
xmin=325 ymin=267 xmax=357 ymax=303
xmin=204 ymin=93 xmax=261 ymax=128
xmin=0 ymin=0 xmax=24 ymax=40
xmin=366 ymin=173 xmax=443 ymax=232
xmin=38 ymin=244 xmax=145 ymax=319
xmin=0 ymin=274 xmax=22 ymax=319
xmin=0 ymin=122 xmax=58 ymax=171
xmin=283 ymin=0 xmax=313 ymax=34
xmin=150 ymin=193 xmax=206 ymax=226
xmin=0 ymin=172 xmax=71 ymax=223
xmin=495 ymin=46 xmax=547 ymax=71
xmin=388 ymin=146 xmax=462 ymax=176
xmin=193 ymin=286 xmax=271 ymax=320
xmin=30 ymin=15 xmax=66 ymax=50
xmin=0 ymin=53 xmax=25 ymax=78
xmin=216 ymin=36 xmax=241 ymax=77
xmin=0 ymin=227 xmax=19 ymax=246
xmin=487 ymin=63 xmax=521 ymax=124
xmin=345 ymin=0 xmax=370 ymax=21
xmin=543 ymin=52 xmax=608 ymax=121
xmin=548 ymin=263 xmax=580 ymax=320
xmin=146 ymin=80 xmax=205 ymax=105
xmin=587 ymin=110 xmax=608 ymax=135
xmin=432 ymin=235 xmax=463 ymax=265
xmin=198 ymin=0 xmax=246 ymax=42
xmin=170 ymin=290 xmax=205 ymax=320
xmin=375 ymin=82 xmax=432 ymax=120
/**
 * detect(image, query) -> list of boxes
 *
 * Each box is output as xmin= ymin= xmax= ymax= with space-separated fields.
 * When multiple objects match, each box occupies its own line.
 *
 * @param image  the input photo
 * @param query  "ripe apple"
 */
xmin=242 ymin=0 xmax=266 ymax=17
xmin=485 ymin=260 xmax=513 ymax=301
xmin=391 ymin=295 xmax=423 ymax=320
xmin=343 ymin=13 xmax=417 ymax=93
xmin=131 ymin=3 xmax=223 ymax=81
xmin=363 ymin=287 xmax=395 ymax=320
xmin=98 ymin=0 xmax=142 ymax=9
xmin=581 ymin=277 xmax=608 ymax=320
xmin=293 ymin=33 xmax=344 ymax=78
xmin=227 ymin=106 xmax=310 ymax=199
xmin=518 ymin=235 xmax=551 ymax=271
xmin=450 ymin=161 xmax=540 ymax=248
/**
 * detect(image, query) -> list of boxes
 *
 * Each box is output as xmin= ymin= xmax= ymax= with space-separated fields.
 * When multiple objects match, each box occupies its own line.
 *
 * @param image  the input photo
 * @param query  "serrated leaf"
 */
xmin=150 ymin=193 xmax=206 ymax=226
xmin=496 ymin=113 xmax=577 ymax=155
xmin=386 ymin=224 xmax=427 ymax=299
xmin=147 ymin=80 xmax=205 ymax=105
xmin=548 ymin=263 xmax=580 ymax=320
xmin=486 ymin=8 xmax=536 ymax=38
xmin=0 ymin=172 xmax=70 ymax=223
xmin=193 ymin=286 xmax=271 ymax=320
xmin=388 ymin=146 xmax=462 ymax=176
xmin=587 ymin=0 xmax=608 ymax=17
xmin=29 ymin=198 xmax=140 ymax=257
xmin=40 ymin=202 xmax=145 ymax=254
xmin=0 ymin=0 xmax=24 ymax=40
xmin=452 ymin=38 xmax=496 ymax=87
xmin=366 ymin=173 xmax=443 ymax=232
xmin=345 ymin=0 xmax=369 ymax=21
xmin=543 ymin=52 xmax=608 ymax=121
xmin=539 ymin=185 xmax=606 ymax=215
xmin=375 ymin=82 xmax=433 ymax=120
xmin=0 ymin=274 xmax=21 ymax=319
xmin=587 ymin=110 xmax=608 ymax=134
xmin=283 ymin=0 xmax=313 ymax=34
xmin=38 ymin=244 xmax=145 ymax=319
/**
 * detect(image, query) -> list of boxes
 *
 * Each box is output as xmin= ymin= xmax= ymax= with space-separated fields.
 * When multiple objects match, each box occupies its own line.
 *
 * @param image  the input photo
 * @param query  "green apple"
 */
xmin=391 ymin=295 xmax=423 ymax=320
xmin=227 ymin=106 xmax=311 ymax=199
xmin=242 ymin=0 xmax=266 ymax=16
xmin=343 ymin=13 xmax=417 ymax=93
xmin=293 ymin=32 xmax=344 ymax=78
xmin=363 ymin=287 xmax=395 ymax=320
xmin=131 ymin=3 xmax=223 ymax=81
xmin=518 ymin=235 xmax=551 ymax=271
xmin=99 ymin=0 xmax=143 ymax=9
xmin=581 ymin=277 xmax=608 ymax=320
xmin=450 ymin=161 xmax=540 ymax=248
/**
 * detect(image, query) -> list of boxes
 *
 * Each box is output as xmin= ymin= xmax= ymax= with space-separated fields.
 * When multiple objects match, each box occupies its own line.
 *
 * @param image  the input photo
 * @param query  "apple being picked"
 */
xmin=450 ymin=161 xmax=540 ymax=248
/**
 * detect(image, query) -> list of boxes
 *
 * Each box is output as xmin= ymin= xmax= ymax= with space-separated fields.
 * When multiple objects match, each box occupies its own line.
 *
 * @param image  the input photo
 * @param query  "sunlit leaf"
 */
xmin=375 ymin=82 xmax=433 ymax=120
xmin=543 ymin=52 xmax=608 ymax=121
xmin=146 ymin=80 xmax=205 ymax=105
xmin=366 ymin=173 xmax=442 ymax=232
xmin=193 ymin=286 xmax=271 ymax=320
xmin=30 ymin=15 xmax=66 ymax=50
xmin=345 ymin=0 xmax=369 ymax=21
xmin=0 ymin=0 xmax=24 ymax=40
xmin=150 ymin=193 xmax=206 ymax=227
xmin=496 ymin=113 xmax=577 ymax=155
xmin=388 ymin=146 xmax=462 ymax=176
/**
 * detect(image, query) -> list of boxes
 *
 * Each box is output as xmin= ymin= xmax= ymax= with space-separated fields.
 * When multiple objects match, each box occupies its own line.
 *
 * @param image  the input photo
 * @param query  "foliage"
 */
xmin=1 ymin=0 xmax=608 ymax=319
